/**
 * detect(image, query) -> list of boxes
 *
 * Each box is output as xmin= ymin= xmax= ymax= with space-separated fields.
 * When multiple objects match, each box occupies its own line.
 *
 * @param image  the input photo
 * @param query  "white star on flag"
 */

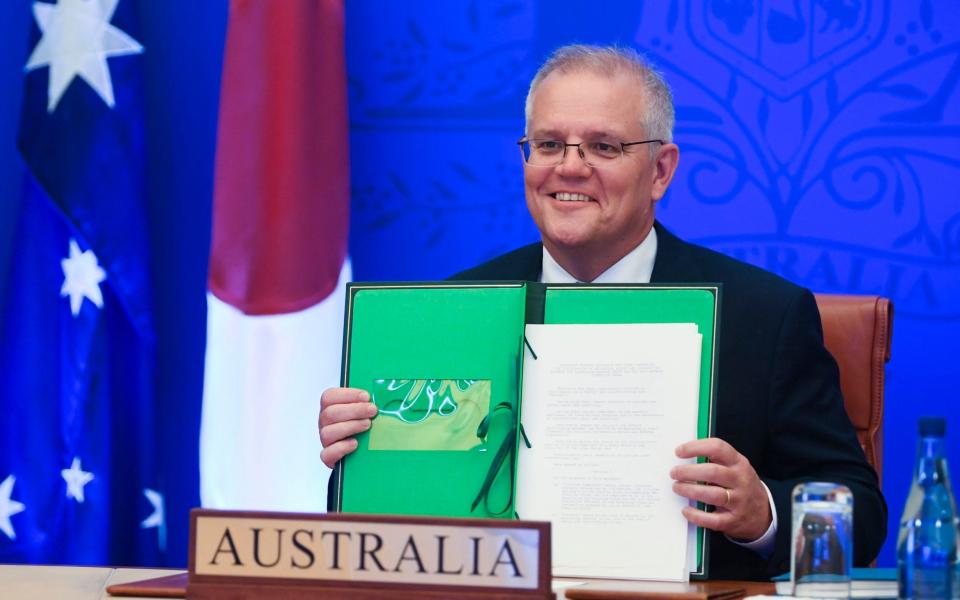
xmin=62 ymin=457 xmax=95 ymax=503
xmin=61 ymin=238 xmax=106 ymax=316
xmin=141 ymin=488 xmax=166 ymax=551
xmin=0 ymin=474 xmax=27 ymax=540
xmin=25 ymin=0 xmax=144 ymax=112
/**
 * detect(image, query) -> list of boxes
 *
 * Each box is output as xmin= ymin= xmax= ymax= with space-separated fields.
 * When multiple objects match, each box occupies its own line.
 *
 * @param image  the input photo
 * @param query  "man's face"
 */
xmin=523 ymin=69 xmax=677 ymax=277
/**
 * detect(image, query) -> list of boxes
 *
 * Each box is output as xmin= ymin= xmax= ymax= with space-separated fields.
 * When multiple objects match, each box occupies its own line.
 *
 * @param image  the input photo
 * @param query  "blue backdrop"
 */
xmin=1 ymin=0 xmax=957 ymax=568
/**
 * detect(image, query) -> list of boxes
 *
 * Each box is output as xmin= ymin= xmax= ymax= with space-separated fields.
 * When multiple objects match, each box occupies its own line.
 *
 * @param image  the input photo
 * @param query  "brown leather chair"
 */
xmin=814 ymin=294 xmax=893 ymax=485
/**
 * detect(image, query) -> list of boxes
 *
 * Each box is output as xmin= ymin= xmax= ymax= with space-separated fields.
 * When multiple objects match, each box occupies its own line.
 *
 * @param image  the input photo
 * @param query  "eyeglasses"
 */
xmin=518 ymin=137 xmax=664 ymax=168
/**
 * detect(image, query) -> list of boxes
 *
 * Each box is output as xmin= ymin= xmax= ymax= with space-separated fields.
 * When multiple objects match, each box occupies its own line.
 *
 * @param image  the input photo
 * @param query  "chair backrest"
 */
xmin=813 ymin=294 xmax=893 ymax=485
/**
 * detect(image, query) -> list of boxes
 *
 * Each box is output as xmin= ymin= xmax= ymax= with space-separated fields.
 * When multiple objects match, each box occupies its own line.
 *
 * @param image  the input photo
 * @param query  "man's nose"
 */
xmin=555 ymin=145 xmax=592 ymax=177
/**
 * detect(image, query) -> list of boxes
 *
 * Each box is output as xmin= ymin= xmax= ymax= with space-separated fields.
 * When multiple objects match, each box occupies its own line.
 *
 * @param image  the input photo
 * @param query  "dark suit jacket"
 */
xmin=451 ymin=221 xmax=886 ymax=581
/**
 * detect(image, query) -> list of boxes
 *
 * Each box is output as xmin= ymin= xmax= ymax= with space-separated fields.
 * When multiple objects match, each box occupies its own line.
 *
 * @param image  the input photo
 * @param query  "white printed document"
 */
xmin=516 ymin=323 xmax=702 ymax=581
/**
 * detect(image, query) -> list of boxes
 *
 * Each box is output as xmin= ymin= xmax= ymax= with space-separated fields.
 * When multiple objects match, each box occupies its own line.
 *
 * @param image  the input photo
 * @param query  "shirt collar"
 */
xmin=540 ymin=227 xmax=658 ymax=284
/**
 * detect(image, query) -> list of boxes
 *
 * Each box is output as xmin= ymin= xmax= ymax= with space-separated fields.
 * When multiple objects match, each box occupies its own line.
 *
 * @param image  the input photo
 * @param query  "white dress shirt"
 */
xmin=539 ymin=227 xmax=778 ymax=556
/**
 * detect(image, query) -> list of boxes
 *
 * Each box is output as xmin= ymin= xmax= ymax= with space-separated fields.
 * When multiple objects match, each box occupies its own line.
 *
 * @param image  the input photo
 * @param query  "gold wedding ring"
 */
xmin=723 ymin=487 xmax=732 ymax=507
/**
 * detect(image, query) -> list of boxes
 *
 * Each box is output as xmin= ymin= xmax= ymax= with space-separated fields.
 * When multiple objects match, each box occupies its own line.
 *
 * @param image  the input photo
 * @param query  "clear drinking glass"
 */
xmin=791 ymin=482 xmax=854 ymax=598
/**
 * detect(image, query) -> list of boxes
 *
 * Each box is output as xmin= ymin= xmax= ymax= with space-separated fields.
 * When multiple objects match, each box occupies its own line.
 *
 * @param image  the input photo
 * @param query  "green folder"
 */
xmin=332 ymin=281 xmax=720 ymax=579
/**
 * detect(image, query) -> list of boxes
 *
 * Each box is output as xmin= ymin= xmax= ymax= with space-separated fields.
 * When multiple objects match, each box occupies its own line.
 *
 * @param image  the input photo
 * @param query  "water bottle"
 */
xmin=898 ymin=417 xmax=958 ymax=599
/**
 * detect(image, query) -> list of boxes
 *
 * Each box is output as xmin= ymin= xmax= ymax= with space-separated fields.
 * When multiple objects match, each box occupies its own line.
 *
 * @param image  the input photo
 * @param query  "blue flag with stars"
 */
xmin=0 ymin=0 xmax=167 ymax=565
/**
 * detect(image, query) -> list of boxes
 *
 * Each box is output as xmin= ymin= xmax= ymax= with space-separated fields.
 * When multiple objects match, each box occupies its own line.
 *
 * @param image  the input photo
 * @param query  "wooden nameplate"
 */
xmin=184 ymin=508 xmax=554 ymax=599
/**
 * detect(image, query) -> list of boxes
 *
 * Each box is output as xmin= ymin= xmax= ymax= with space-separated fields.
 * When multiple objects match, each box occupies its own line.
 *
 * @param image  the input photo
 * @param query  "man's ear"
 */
xmin=651 ymin=143 xmax=680 ymax=201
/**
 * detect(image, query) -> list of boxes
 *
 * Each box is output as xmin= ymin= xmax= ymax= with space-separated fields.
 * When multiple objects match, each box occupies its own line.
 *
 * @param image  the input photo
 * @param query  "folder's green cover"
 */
xmin=333 ymin=281 xmax=719 ymax=579
xmin=334 ymin=282 xmax=529 ymax=519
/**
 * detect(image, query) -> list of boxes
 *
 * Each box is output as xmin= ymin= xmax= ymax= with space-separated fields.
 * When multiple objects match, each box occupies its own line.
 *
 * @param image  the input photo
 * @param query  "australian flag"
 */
xmin=0 ymin=0 xmax=167 ymax=565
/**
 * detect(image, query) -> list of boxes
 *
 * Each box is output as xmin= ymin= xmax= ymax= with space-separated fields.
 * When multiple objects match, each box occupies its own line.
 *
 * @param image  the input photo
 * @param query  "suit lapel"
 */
xmin=516 ymin=242 xmax=544 ymax=281
xmin=650 ymin=221 xmax=705 ymax=283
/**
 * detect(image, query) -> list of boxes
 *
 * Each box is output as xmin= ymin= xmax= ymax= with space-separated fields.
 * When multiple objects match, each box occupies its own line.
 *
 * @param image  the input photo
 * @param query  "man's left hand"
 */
xmin=671 ymin=438 xmax=772 ymax=542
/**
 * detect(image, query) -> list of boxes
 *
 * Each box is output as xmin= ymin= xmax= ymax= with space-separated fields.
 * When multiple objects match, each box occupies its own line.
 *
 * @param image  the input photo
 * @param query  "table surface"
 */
xmin=0 ymin=564 xmax=777 ymax=599
xmin=0 ymin=565 xmax=184 ymax=600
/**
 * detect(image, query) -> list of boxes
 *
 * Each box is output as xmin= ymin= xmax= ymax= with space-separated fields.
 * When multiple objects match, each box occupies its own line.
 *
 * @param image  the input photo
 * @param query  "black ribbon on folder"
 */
xmin=470 ymin=402 xmax=531 ymax=516
xmin=470 ymin=336 xmax=536 ymax=517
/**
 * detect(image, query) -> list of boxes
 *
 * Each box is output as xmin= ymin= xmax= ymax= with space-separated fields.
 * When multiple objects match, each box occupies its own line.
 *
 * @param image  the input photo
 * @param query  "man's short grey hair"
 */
xmin=524 ymin=45 xmax=675 ymax=145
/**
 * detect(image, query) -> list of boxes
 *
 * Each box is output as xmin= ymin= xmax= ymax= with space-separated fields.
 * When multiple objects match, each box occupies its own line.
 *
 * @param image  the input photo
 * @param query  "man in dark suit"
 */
xmin=319 ymin=44 xmax=885 ymax=580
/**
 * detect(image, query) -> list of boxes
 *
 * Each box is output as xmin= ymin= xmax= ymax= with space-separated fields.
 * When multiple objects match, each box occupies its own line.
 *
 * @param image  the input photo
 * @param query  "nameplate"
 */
xmin=187 ymin=509 xmax=554 ymax=600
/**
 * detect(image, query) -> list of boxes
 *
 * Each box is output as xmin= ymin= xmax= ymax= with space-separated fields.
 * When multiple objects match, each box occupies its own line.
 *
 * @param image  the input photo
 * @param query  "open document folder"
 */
xmin=332 ymin=282 xmax=720 ymax=581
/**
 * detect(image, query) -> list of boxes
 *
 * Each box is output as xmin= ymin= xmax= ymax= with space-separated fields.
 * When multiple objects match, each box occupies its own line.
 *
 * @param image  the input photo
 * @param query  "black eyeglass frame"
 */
xmin=517 ymin=137 xmax=665 ymax=166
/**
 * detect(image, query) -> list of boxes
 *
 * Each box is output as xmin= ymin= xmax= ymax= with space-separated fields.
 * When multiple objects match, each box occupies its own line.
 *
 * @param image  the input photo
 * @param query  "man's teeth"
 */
xmin=553 ymin=192 xmax=593 ymax=202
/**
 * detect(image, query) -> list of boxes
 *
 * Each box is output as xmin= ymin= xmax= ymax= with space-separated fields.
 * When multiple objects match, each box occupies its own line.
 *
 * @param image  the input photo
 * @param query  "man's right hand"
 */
xmin=318 ymin=387 xmax=377 ymax=468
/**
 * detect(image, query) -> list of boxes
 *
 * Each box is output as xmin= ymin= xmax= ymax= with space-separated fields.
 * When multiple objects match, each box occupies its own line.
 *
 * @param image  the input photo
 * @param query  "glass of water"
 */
xmin=791 ymin=482 xmax=854 ymax=598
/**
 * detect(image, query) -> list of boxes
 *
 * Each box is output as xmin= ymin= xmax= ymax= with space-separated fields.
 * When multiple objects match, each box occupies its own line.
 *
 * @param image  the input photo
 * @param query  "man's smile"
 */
xmin=549 ymin=191 xmax=596 ymax=202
